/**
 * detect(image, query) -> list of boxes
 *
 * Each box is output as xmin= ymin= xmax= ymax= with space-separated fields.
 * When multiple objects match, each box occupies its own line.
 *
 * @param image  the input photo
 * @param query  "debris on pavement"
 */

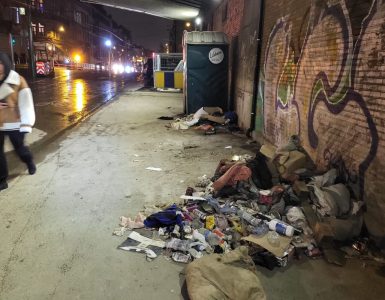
xmin=168 ymin=106 xmax=240 ymax=133
xmin=113 ymin=135 xmax=384 ymax=297
xmin=145 ymin=167 xmax=162 ymax=172
xmin=158 ymin=116 xmax=174 ymax=120
xmin=184 ymin=246 xmax=266 ymax=300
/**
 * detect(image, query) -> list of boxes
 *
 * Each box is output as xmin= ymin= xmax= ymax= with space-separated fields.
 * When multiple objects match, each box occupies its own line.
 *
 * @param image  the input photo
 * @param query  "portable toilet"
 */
xmin=183 ymin=31 xmax=229 ymax=114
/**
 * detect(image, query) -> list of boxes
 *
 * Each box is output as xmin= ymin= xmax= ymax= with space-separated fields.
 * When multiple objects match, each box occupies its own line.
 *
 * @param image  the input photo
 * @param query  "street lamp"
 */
xmin=185 ymin=22 xmax=191 ymax=28
xmin=105 ymin=39 xmax=112 ymax=76
xmin=195 ymin=17 xmax=202 ymax=31
xmin=59 ymin=26 xmax=65 ymax=32
xmin=105 ymin=39 xmax=112 ymax=47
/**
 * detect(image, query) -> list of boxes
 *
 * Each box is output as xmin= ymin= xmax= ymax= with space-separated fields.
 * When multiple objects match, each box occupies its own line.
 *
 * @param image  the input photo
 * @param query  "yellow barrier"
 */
xmin=154 ymin=71 xmax=183 ymax=89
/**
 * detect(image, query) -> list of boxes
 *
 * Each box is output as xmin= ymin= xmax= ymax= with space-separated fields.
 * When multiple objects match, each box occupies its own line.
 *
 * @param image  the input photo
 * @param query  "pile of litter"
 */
xmin=163 ymin=106 xmax=240 ymax=134
xmin=113 ymin=135 xmax=384 ymax=299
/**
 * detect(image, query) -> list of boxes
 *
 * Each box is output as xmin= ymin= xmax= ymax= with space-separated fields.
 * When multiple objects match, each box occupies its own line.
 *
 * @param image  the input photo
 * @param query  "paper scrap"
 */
xmin=128 ymin=231 xmax=165 ymax=248
xmin=146 ymin=167 xmax=162 ymax=171
xmin=180 ymin=195 xmax=206 ymax=201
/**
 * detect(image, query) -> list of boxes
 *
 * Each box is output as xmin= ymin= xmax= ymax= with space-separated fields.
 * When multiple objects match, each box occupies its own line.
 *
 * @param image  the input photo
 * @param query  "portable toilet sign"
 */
xmin=208 ymin=48 xmax=224 ymax=64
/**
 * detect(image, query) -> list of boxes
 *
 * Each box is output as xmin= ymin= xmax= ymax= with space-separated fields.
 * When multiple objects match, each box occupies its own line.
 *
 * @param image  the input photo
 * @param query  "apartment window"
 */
xmin=32 ymin=23 xmax=37 ymax=35
xmin=74 ymin=11 xmax=82 ymax=24
xmin=38 ymin=23 xmax=45 ymax=35
xmin=38 ymin=0 xmax=44 ymax=12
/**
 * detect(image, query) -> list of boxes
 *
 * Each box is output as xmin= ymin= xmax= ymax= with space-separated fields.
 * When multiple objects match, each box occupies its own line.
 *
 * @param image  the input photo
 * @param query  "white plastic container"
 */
xmin=268 ymin=220 xmax=295 ymax=237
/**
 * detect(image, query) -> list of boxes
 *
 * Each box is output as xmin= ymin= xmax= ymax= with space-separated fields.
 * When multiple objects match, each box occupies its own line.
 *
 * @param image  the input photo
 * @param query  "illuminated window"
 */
xmin=38 ymin=0 xmax=44 ymax=12
xmin=32 ymin=23 xmax=37 ymax=35
xmin=38 ymin=23 xmax=45 ymax=35
xmin=74 ymin=11 xmax=82 ymax=24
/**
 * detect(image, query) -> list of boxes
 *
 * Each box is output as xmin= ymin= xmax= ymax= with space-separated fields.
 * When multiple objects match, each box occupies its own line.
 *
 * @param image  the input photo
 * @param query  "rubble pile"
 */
xmin=114 ymin=135 xmax=384 ymax=299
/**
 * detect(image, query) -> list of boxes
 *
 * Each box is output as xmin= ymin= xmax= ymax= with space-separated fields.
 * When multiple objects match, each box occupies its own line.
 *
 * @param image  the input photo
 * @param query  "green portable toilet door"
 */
xmin=186 ymin=44 xmax=228 ymax=114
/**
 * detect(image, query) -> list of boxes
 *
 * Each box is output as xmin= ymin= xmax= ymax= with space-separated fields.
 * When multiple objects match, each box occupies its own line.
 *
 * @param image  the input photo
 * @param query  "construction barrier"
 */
xmin=154 ymin=71 xmax=183 ymax=89
xmin=153 ymin=53 xmax=183 ymax=90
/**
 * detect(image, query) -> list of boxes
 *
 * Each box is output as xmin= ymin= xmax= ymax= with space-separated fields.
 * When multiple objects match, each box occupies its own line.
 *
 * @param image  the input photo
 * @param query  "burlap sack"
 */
xmin=185 ymin=247 xmax=266 ymax=300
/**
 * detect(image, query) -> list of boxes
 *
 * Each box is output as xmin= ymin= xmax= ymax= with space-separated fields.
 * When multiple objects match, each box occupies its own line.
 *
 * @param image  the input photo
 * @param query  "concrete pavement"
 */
xmin=0 ymin=90 xmax=383 ymax=300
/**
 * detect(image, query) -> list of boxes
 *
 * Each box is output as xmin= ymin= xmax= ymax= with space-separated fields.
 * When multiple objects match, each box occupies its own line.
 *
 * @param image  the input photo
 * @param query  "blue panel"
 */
xmin=164 ymin=72 xmax=174 ymax=88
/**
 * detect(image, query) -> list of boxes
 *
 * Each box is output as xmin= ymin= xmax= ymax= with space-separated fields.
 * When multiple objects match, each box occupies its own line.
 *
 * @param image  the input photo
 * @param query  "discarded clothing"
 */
xmin=118 ymin=231 xmax=165 ymax=260
xmin=144 ymin=204 xmax=184 ymax=228
xmin=247 ymin=152 xmax=273 ymax=189
xmin=120 ymin=213 xmax=145 ymax=229
xmin=311 ymin=183 xmax=351 ymax=217
xmin=206 ymin=197 xmax=237 ymax=215
xmin=212 ymin=163 xmax=252 ymax=192
xmin=224 ymin=111 xmax=238 ymax=124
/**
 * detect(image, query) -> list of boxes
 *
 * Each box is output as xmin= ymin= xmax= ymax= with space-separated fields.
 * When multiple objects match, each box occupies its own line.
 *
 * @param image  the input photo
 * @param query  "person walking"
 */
xmin=0 ymin=52 xmax=36 ymax=191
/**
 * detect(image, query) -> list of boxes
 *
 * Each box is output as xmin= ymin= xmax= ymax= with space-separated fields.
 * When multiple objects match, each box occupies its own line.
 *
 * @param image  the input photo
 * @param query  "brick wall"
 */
xmin=213 ymin=0 xmax=260 ymax=129
xmin=212 ymin=0 xmax=245 ymax=39
xmin=258 ymin=0 xmax=385 ymax=241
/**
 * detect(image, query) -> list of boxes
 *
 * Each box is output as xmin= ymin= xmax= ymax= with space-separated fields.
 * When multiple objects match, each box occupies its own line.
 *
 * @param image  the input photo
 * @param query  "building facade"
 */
xmin=0 ymin=0 xmax=133 ymax=73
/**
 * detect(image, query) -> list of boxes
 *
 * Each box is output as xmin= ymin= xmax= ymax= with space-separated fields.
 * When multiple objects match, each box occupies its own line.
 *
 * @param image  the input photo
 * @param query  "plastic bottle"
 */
xmin=204 ymin=230 xmax=221 ymax=246
xmin=192 ymin=229 xmax=207 ymax=244
xmin=193 ymin=209 xmax=207 ymax=220
xmin=267 ymin=231 xmax=280 ymax=247
xmin=247 ymin=223 xmax=269 ymax=236
xmin=237 ymin=210 xmax=261 ymax=227
xmin=172 ymin=252 xmax=190 ymax=263
xmin=268 ymin=219 xmax=295 ymax=237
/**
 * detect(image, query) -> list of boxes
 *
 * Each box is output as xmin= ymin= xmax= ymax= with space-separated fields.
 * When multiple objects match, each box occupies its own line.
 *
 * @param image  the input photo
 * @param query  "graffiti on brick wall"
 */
xmin=261 ymin=0 xmax=385 ymax=200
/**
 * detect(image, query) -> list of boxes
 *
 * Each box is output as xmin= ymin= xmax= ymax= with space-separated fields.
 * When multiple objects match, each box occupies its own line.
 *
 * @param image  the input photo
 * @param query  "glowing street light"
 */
xmin=105 ymin=39 xmax=112 ymax=47
xmin=195 ymin=17 xmax=202 ymax=26
xmin=74 ymin=54 xmax=81 ymax=63
xmin=59 ymin=26 xmax=65 ymax=32
xmin=104 ymin=39 xmax=113 ymax=76
xmin=186 ymin=22 xmax=191 ymax=28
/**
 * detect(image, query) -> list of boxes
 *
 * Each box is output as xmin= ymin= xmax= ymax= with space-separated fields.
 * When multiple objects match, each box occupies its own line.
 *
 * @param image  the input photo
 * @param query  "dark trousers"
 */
xmin=0 ymin=131 xmax=34 ymax=183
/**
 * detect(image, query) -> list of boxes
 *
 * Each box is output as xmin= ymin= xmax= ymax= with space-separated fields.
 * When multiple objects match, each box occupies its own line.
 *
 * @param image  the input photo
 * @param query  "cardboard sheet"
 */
xmin=242 ymin=234 xmax=292 ymax=258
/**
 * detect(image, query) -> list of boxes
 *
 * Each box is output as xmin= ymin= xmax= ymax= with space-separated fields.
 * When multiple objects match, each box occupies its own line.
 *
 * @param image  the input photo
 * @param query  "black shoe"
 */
xmin=0 ymin=181 xmax=8 ymax=191
xmin=27 ymin=162 xmax=36 ymax=175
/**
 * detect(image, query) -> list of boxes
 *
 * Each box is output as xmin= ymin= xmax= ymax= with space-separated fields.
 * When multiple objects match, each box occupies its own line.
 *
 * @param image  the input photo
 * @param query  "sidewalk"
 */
xmin=0 ymin=91 xmax=383 ymax=300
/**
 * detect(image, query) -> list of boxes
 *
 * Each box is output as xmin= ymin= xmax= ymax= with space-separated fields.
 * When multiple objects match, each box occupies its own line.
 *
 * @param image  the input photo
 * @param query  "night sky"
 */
xmin=103 ymin=6 xmax=172 ymax=51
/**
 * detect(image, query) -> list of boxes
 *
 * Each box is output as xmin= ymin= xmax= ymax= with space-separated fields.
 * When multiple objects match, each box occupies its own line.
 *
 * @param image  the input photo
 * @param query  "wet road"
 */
xmin=29 ymin=67 xmax=143 ymax=141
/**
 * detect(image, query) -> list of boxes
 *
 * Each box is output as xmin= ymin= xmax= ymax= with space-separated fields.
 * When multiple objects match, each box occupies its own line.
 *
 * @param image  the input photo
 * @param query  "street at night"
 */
xmin=1 ymin=1 xmax=385 ymax=300
xmin=30 ymin=67 xmax=142 ymax=143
